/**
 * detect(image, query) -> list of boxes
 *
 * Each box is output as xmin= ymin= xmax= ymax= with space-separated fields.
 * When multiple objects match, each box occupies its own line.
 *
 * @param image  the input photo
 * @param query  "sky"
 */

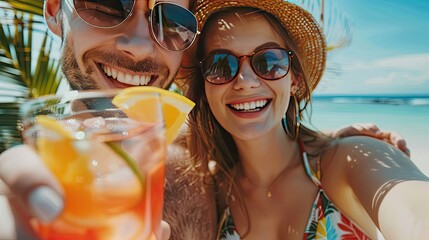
xmin=312 ymin=0 xmax=429 ymax=95
xmin=3 ymin=1 xmax=428 ymax=97
xmin=44 ymin=0 xmax=429 ymax=96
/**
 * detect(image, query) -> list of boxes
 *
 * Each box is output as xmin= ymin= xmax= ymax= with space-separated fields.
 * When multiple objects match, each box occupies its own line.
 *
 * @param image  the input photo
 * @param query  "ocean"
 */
xmin=303 ymin=95 xmax=429 ymax=174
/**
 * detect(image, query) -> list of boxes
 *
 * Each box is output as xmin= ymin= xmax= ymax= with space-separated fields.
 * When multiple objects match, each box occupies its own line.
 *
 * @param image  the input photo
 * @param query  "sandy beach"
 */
xmin=407 ymin=144 xmax=429 ymax=175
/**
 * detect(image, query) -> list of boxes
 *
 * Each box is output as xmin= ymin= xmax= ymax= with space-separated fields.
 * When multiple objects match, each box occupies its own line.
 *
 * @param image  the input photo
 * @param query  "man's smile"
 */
xmin=100 ymin=64 xmax=154 ymax=86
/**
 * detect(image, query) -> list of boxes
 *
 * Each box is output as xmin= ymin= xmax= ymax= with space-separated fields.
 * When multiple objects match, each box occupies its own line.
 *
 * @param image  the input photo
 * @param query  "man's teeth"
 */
xmin=230 ymin=100 xmax=268 ymax=111
xmin=102 ymin=65 xmax=150 ymax=86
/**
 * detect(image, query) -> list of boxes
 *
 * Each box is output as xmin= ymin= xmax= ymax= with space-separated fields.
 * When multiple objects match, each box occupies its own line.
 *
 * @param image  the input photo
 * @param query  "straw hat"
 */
xmin=176 ymin=0 xmax=326 ymax=100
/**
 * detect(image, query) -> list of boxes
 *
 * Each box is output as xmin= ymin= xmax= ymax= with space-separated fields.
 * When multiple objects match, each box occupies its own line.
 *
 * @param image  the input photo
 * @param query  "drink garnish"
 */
xmin=112 ymin=86 xmax=195 ymax=144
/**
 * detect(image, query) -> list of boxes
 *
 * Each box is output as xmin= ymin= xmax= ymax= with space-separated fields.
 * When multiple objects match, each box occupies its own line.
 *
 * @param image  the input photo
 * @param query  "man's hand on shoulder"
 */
xmin=330 ymin=123 xmax=410 ymax=157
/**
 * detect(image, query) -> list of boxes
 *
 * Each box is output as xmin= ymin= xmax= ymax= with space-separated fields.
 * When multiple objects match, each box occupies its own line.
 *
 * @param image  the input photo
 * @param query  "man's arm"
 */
xmin=163 ymin=138 xmax=217 ymax=240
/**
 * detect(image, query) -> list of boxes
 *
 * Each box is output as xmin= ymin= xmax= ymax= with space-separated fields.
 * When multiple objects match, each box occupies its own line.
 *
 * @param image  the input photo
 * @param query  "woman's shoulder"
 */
xmin=320 ymin=135 xmax=415 ymax=181
xmin=336 ymin=134 xmax=387 ymax=145
xmin=323 ymin=135 xmax=398 ymax=160
xmin=319 ymin=136 xmax=395 ymax=177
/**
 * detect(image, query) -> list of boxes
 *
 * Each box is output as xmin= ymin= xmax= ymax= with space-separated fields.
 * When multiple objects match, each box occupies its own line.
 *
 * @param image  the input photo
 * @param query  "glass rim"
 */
xmin=20 ymin=89 xmax=162 ymax=123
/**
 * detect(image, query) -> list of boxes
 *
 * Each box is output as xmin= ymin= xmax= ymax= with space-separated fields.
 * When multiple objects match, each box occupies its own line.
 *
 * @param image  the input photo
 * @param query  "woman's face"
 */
xmin=202 ymin=11 xmax=295 ymax=141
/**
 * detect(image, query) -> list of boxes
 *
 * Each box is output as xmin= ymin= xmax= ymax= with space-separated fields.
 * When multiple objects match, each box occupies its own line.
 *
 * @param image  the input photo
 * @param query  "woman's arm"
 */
xmin=378 ymin=180 xmax=429 ymax=239
xmin=323 ymin=136 xmax=429 ymax=239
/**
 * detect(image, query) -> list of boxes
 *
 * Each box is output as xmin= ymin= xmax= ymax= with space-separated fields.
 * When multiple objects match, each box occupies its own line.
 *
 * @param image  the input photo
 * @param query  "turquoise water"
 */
xmin=307 ymin=97 xmax=429 ymax=138
xmin=302 ymin=96 xmax=429 ymax=172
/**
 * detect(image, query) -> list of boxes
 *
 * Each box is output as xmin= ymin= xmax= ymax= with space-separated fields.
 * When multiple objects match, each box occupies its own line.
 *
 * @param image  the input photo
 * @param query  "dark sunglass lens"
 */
xmin=253 ymin=49 xmax=290 ymax=79
xmin=151 ymin=3 xmax=198 ymax=51
xmin=74 ymin=0 xmax=134 ymax=27
xmin=202 ymin=54 xmax=238 ymax=84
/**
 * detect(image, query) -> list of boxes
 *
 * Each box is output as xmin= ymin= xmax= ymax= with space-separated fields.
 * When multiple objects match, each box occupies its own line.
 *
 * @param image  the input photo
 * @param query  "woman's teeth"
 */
xmin=102 ymin=65 xmax=151 ymax=86
xmin=229 ymin=99 xmax=268 ymax=112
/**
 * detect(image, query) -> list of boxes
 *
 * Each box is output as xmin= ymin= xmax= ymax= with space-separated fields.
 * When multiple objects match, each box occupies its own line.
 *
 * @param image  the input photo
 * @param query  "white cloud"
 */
xmin=344 ymin=53 xmax=429 ymax=86
xmin=373 ymin=53 xmax=429 ymax=69
xmin=365 ymin=73 xmax=396 ymax=85
xmin=317 ymin=53 xmax=429 ymax=94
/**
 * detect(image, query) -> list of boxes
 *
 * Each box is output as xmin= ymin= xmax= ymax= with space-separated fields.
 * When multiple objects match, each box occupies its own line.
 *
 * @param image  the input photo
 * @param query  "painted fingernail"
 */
xmin=28 ymin=186 xmax=63 ymax=223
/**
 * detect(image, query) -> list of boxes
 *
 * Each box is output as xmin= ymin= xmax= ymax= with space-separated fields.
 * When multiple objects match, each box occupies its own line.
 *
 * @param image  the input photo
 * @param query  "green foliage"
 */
xmin=0 ymin=0 xmax=63 ymax=152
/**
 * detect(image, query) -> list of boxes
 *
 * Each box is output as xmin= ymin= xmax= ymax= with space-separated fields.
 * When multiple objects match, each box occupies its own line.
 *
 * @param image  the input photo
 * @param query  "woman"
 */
xmin=180 ymin=0 xmax=429 ymax=239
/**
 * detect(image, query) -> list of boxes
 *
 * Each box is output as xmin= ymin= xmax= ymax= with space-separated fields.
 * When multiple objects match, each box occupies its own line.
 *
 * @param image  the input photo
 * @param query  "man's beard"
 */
xmin=61 ymin=38 xmax=172 ymax=91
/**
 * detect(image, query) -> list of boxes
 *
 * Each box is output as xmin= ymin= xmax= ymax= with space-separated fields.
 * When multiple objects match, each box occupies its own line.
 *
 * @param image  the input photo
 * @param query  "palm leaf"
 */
xmin=292 ymin=0 xmax=352 ymax=51
xmin=1 ymin=0 xmax=44 ymax=15
xmin=291 ymin=0 xmax=353 ymax=87
xmin=0 ymin=0 xmax=62 ymax=153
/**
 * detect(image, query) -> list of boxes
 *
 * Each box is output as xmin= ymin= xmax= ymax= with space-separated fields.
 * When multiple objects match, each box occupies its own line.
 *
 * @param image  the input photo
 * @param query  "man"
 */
xmin=1 ymin=0 xmax=216 ymax=239
xmin=0 ymin=0 xmax=409 ymax=239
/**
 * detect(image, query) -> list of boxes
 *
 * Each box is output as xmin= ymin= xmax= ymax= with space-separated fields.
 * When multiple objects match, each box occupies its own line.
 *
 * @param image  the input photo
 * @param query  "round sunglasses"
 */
xmin=200 ymin=48 xmax=293 ymax=85
xmin=70 ymin=0 xmax=199 ymax=51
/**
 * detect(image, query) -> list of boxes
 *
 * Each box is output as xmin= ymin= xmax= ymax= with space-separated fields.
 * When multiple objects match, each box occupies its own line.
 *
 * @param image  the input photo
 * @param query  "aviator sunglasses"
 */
xmin=70 ymin=0 xmax=199 ymax=51
xmin=200 ymin=48 xmax=293 ymax=85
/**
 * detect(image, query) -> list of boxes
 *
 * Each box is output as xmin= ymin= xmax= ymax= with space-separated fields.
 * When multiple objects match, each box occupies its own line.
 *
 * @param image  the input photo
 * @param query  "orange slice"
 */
xmin=35 ymin=115 xmax=74 ymax=139
xmin=35 ymin=116 xmax=92 ymax=180
xmin=112 ymin=86 xmax=195 ymax=144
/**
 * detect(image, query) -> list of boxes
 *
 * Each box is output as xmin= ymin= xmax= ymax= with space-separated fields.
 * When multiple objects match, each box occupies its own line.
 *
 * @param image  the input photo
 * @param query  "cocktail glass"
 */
xmin=21 ymin=89 xmax=166 ymax=240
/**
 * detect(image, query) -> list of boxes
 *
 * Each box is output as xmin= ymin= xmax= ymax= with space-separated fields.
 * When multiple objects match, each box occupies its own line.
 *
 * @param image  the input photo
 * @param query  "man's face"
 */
xmin=46 ymin=0 xmax=190 ymax=90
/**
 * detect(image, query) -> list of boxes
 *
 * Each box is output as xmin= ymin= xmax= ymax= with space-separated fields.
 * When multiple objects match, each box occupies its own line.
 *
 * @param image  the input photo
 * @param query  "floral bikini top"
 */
xmin=218 ymin=141 xmax=372 ymax=240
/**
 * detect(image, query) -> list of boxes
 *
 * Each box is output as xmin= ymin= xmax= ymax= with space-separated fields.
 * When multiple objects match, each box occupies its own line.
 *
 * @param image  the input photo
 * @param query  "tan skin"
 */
xmin=0 ymin=1 xmax=412 ymax=239
xmin=0 ymin=0 xmax=216 ymax=239
xmin=201 ymin=11 xmax=429 ymax=239
xmin=322 ymin=136 xmax=429 ymax=239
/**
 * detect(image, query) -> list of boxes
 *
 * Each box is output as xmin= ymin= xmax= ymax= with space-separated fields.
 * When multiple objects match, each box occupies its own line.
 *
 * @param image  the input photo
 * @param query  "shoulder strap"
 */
xmin=299 ymin=138 xmax=322 ymax=187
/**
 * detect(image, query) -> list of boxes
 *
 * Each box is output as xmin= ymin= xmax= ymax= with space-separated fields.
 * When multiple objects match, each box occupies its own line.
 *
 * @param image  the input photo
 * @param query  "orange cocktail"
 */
xmin=36 ymin=118 xmax=165 ymax=239
xmin=21 ymin=89 xmax=170 ymax=240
